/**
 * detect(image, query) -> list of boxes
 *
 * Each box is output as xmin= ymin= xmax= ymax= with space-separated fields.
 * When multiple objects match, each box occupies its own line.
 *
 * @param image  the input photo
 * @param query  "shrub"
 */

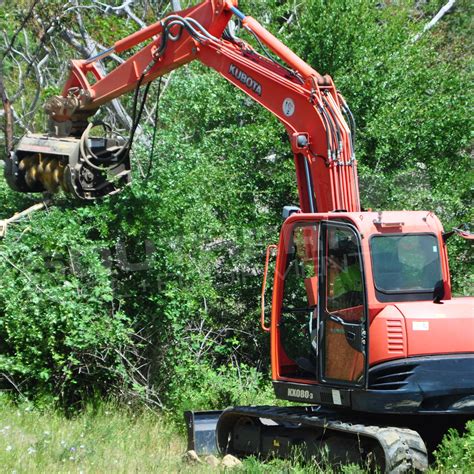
xmin=432 ymin=421 xmax=474 ymax=473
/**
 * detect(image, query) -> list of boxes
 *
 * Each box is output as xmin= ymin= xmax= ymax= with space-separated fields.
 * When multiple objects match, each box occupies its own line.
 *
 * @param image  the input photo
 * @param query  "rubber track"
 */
xmin=220 ymin=406 xmax=428 ymax=473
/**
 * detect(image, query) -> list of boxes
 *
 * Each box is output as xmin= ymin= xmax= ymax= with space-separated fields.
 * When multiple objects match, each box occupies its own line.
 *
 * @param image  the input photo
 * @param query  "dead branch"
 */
xmin=2 ymin=9 xmax=62 ymax=135
xmin=1 ymin=372 xmax=25 ymax=398
xmin=0 ymin=68 xmax=13 ymax=154
xmin=10 ymin=106 xmax=32 ymax=134
xmin=91 ymin=0 xmax=147 ymax=29
xmin=0 ymin=200 xmax=51 ymax=238
xmin=171 ymin=0 xmax=182 ymax=11
xmin=278 ymin=12 xmax=295 ymax=34
xmin=412 ymin=0 xmax=456 ymax=43
xmin=57 ymin=15 xmax=132 ymax=133
xmin=3 ymin=0 xmax=172 ymax=141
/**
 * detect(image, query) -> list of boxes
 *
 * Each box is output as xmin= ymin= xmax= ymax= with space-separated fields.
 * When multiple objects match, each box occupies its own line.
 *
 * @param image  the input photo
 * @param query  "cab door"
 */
xmin=319 ymin=221 xmax=368 ymax=387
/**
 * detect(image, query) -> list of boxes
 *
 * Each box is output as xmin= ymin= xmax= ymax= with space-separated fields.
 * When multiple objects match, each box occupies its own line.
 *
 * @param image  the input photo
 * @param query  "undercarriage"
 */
xmin=185 ymin=354 xmax=474 ymax=472
xmin=186 ymin=405 xmax=471 ymax=472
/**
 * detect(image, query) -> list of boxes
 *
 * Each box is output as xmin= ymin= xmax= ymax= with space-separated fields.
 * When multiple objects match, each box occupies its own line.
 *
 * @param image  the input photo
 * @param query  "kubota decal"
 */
xmin=229 ymin=64 xmax=262 ymax=96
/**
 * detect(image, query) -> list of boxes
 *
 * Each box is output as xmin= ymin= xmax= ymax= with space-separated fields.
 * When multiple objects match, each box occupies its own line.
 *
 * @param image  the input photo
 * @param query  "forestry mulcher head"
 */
xmin=5 ymin=127 xmax=131 ymax=201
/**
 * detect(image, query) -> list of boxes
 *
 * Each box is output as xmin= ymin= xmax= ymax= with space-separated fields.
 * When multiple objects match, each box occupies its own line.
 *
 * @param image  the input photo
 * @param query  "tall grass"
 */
xmin=0 ymin=399 xmax=472 ymax=473
xmin=0 ymin=400 xmax=364 ymax=473
xmin=0 ymin=400 xmax=192 ymax=473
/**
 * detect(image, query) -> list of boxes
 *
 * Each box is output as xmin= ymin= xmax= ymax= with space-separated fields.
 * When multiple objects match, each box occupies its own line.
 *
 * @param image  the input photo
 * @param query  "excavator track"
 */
xmin=216 ymin=406 xmax=428 ymax=473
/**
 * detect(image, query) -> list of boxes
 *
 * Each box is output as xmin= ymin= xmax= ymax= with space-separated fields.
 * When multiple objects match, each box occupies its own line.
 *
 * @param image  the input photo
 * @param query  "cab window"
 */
xmin=326 ymin=227 xmax=363 ymax=314
xmin=371 ymin=234 xmax=442 ymax=293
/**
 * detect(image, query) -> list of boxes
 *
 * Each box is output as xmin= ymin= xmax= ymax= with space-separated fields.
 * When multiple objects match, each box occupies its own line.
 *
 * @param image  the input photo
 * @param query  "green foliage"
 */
xmin=166 ymin=362 xmax=278 ymax=414
xmin=0 ymin=197 xmax=131 ymax=404
xmin=432 ymin=421 xmax=474 ymax=473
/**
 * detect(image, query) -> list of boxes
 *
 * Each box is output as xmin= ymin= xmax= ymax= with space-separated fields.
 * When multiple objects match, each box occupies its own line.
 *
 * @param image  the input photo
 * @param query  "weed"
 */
xmin=431 ymin=420 xmax=474 ymax=474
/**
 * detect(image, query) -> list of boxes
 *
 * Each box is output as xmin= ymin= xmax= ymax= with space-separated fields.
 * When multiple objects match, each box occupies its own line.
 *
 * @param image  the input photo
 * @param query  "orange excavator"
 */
xmin=4 ymin=1 xmax=473 ymax=471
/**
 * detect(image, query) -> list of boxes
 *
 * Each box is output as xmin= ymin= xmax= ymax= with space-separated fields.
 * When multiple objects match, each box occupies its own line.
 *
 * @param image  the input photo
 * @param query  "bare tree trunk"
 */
xmin=171 ymin=0 xmax=182 ymax=12
xmin=0 ymin=64 xmax=14 ymax=155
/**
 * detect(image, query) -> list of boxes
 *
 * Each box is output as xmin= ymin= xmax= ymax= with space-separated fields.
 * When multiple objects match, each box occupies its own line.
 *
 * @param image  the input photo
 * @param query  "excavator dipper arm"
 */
xmin=7 ymin=0 xmax=359 ymax=213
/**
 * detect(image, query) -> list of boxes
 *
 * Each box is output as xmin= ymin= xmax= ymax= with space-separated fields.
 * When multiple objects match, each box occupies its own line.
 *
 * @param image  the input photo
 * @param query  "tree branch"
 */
xmin=0 ymin=67 xmax=14 ymax=155
xmin=412 ymin=0 xmax=456 ymax=43
xmin=171 ymin=0 xmax=182 ymax=11
xmin=91 ymin=0 xmax=147 ymax=29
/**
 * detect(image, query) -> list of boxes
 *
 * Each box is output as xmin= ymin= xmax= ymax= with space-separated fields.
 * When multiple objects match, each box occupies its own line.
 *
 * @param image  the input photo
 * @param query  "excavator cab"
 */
xmin=266 ymin=210 xmax=473 ymax=417
xmin=270 ymin=213 xmax=368 ymax=404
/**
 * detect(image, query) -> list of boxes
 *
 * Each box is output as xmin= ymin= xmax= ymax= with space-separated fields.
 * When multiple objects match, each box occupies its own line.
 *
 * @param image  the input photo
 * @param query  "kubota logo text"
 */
xmin=229 ymin=64 xmax=262 ymax=96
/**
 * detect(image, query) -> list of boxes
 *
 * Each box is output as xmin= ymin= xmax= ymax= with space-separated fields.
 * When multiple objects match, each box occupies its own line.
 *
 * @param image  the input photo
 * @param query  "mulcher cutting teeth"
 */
xmin=5 ymin=133 xmax=131 ymax=200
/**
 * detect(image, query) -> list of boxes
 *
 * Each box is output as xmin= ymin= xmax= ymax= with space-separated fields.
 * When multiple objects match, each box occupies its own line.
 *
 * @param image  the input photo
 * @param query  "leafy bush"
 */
xmin=432 ymin=421 xmax=474 ymax=473
xmin=166 ymin=362 xmax=277 ymax=414
xmin=0 ymin=200 xmax=132 ymax=405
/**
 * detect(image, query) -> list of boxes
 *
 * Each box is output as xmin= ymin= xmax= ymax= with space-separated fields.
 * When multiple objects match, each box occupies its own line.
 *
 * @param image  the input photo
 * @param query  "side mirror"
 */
xmin=282 ymin=206 xmax=301 ymax=220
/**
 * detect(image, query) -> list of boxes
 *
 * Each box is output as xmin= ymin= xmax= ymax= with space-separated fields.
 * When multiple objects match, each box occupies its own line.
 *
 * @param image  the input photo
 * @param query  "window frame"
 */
xmin=319 ymin=220 xmax=369 ymax=388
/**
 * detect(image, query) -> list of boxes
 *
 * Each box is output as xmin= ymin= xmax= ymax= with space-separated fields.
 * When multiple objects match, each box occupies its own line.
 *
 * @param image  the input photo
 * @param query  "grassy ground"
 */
xmin=0 ymin=402 xmax=187 ymax=473
xmin=0 ymin=400 xmax=360 ymax=473
xmin=0 ymin=400 xmax=472 ymax=473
